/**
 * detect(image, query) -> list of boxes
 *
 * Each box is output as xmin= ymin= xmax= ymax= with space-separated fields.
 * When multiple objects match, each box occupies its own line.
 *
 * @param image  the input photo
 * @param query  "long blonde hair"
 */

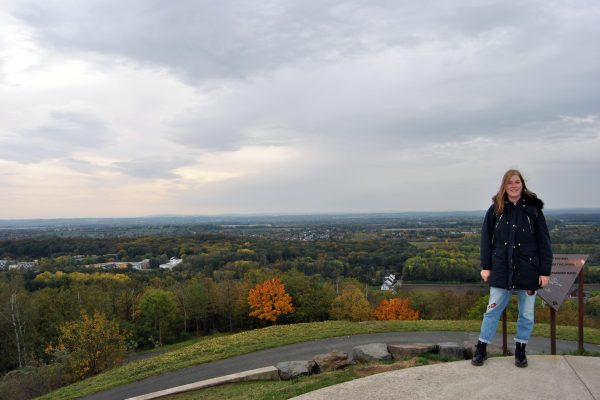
xmin=492 ymin=169 xmax=538 ymax=215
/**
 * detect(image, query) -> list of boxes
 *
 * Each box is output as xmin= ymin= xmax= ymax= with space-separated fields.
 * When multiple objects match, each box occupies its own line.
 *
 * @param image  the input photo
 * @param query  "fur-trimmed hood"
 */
xmin=521 ymin=194 xmax=544 ymax=210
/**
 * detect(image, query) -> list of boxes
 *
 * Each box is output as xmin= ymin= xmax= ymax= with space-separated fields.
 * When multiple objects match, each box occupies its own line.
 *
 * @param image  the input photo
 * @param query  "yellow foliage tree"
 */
xmin=46 ymin=310 xmax=128 ymax=379
xmin=329 ymin=286 xmax=372 ymax=322
xmin=373 ymin=298 xmax=420 ymax=320
xmin=248 ymin=278 xmax=295 ymax=323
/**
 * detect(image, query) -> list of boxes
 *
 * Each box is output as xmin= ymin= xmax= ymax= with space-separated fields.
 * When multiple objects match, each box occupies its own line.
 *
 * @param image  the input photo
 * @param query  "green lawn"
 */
xmin=163 ymin=367 xmax=359 ymax=400
xmin=161 ymin=354 xmax=453 ymax=400
xmin=39 ymin=320 xmax=600 ymax=400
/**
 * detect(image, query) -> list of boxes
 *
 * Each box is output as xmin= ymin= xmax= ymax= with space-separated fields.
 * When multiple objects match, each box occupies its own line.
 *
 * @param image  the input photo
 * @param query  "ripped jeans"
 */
xmin=478 ymin=286 xmax=537 ymax=344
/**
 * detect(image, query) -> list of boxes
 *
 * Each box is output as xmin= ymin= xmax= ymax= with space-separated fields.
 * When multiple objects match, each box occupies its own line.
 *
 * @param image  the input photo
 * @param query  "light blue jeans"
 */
xmin=478 ymin=286 xmax=537 ymax=344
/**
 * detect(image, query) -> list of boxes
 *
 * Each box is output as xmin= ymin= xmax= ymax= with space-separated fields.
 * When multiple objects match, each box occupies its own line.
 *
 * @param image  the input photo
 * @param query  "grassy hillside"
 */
xmin=39 ymin=320 xmax=600 ymax=400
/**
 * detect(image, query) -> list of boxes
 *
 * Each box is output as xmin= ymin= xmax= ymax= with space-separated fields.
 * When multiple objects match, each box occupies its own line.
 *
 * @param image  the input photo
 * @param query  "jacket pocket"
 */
xmin=491 ymin=250 xmax=505 ymax=270
xmin=518 ymin=254 xmax=539 ymax=271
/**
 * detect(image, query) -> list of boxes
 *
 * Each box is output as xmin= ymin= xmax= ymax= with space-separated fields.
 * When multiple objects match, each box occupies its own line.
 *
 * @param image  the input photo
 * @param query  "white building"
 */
xmin=160 ymin=257 xmax=183 ymax=270
xmin=8 ymin=261 xmax=37 ymax=271
xmin=381 ymin=273 xmax=397 ymax=291
xmin=131 ymin=259 xmax=151 ymax=270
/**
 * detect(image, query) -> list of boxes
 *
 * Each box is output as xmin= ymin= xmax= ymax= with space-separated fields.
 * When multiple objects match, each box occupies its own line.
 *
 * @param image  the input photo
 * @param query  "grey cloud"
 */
xmin=168 ymin=115 xmax=294 ymax=152
xmin=0 ymin=110 xmax=112 ymax=163
xmin=62 ymin=158 xmax=101 ymax=175
xmin=0 ymin=138 xmax=69 ymax=163
xmin=112 ymin=157 xmax=193 ymax=179
xmin=168 ymin=117 xmax=248 ymax=152
xmin=12 ymin=0 xmax=559 ymax=82
xmin=447 ymin=2 xmax=536 ymax=36
xmin=29 ymin=111 xmax=111 ymax=146
xmin=13 ymin=1 xmax=600 ymax=152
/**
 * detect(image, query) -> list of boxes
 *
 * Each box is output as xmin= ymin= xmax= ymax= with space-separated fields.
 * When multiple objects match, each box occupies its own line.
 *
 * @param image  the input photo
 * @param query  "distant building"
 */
xmin=160 ymin=257 xmax=183 ymax=270
xmin=381 ymin=273 xmax=397 ymax=291
xmin=8 ymin=261 xmax=38 ymax=271
xmin=101 ymin=263 xmax=118 ymax=271
xmin=131 ymin=259 xmax=151 ymax=271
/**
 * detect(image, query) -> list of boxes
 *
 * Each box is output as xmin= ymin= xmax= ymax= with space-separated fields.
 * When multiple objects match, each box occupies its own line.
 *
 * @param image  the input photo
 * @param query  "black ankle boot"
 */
xmin=515 ymin=342 xmax=528 ymax=368
xmin=471 ymin=341 xmax=487 ymax=366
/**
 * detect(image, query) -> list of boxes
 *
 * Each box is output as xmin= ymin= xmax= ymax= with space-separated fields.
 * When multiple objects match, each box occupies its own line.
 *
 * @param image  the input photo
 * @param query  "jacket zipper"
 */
xmin=526 ymin=216 xmax=533 ymax=233
xmin=495 ymin=214 xmax=503 ymax=229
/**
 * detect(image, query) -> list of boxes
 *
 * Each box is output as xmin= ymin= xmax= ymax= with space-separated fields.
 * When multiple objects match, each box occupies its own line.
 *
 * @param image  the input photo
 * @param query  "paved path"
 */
xmin=84 ymin=331 xmax=600 ymax=400
xmin=291 ymin=355 xmax=600 ymax=400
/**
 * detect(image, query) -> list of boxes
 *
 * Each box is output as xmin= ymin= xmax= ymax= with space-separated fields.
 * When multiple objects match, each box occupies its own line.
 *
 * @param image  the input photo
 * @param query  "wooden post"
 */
xmin=578 ymin=268 xmax=585 ymax=353
xmin=502 ymin=309 xmax=508 ymax=355
xmin=550 ymin=308 xmax=556 ymax=355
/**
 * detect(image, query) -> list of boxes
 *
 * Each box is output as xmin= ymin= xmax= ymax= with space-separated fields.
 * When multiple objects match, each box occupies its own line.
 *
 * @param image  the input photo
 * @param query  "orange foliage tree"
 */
xmin=248 ymin=277 xmax=295 ymax=323
xmin=373 ymin=298 xmax=420 ymax=321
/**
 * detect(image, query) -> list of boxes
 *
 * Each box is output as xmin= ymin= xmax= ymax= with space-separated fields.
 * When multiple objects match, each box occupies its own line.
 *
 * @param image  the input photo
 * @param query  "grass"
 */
xmin=38 ymin=320 xmax=600 ymax=400
xmin=162 ymin=354 xmax=447 ymax=400
xmin=162 ymin=367 xmax=359 ymax=400
xmin=133 ymin=332 xmax=232 ymax=356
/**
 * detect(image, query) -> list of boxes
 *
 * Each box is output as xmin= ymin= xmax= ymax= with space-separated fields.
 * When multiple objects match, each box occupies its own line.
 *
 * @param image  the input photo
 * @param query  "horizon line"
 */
xmin=2 ymin=207 xmax=600 ymax=222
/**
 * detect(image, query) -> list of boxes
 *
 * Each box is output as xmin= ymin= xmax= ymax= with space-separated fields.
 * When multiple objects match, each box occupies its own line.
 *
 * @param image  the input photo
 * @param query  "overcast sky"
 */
xmin=1 ymin=0 xmax=599 ymax=218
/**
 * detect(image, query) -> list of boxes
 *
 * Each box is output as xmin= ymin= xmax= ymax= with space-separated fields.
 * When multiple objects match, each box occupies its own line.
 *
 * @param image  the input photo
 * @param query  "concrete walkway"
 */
xmin=291 ymin=355 xmax=600 ymax=400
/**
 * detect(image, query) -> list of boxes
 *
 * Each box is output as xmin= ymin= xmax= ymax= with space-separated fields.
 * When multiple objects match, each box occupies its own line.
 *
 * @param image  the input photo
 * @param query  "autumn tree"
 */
xmin=373 ymin=298 xmax=419 ymax=320
xmin=46 ymin=310 xmax=128 ymax=379
xmin=329 ymin=286 xmax=371 ymax=322
xmin=248 ymin=277 xmax=294 ymax=324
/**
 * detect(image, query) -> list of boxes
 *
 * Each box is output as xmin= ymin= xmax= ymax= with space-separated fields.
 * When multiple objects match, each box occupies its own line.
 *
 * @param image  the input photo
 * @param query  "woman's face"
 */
xmin=505 ymin=174 xmax=523 ymax=201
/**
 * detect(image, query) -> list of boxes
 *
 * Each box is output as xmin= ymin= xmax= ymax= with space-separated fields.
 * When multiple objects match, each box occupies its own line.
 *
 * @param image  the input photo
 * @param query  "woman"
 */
xmin=472 ymin=169 xmax=552 ymax=368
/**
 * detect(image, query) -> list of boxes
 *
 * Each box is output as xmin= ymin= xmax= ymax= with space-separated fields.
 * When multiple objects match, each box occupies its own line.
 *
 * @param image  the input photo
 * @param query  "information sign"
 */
xmin=537 ymin=254 xmax=588 ymax=311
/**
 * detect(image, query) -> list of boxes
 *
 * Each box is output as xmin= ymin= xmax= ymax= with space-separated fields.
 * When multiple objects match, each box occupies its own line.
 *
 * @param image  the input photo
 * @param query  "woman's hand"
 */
xmin=539 ymin=275 xmax=550 ymax=288
xmin=480 ymin=269 xmax=490 ymax=282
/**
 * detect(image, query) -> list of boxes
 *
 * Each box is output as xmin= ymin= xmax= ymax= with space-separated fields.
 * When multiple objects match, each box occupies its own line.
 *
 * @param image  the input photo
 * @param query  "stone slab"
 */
xmin=387 ymin=343 xmax=436 ymax=359
xmin=437 ymin=342 xmax=466 ymax=359
xmin=125 ymin=366 xmax=280 ymax=400
xmin=313 ymin=351 xmax=352 ymax=372
xmin=352 ymin=343 xmax=392 ymax=363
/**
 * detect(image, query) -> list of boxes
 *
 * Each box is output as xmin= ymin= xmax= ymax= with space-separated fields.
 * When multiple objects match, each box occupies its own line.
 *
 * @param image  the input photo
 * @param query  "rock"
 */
xmin=276 ymin=360 xmax=318 ymax=380
xmin=352 ymin=343 xmax=392 ymax=363
xmin=437 ymin=342 xmax=466 ymax=359
xmin=463 ymin=345 xmax=474 ymax=360
xmin=313 ymin=351 xmax=353 ymax=372
xmin=388 ymin=343 xmax=436 ymax=360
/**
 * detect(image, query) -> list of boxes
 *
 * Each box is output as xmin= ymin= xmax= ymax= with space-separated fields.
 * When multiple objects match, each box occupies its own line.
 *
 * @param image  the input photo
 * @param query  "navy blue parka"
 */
xmin=480 ymin=195 xmax=553 ymax=290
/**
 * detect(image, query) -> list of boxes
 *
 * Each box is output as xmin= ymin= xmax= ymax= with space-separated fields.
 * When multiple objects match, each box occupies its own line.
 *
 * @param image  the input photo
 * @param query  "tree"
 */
xmin=373 ymin=298 xmax=419 ymax=320
xmin=329 ymin=286 xmax=371 ymax=322
xmin=184 ymin=279 xmax=210 ymax=334
xmin=0 ymin=283 xmax=28 ymax=369
xmin=138 ymin=288 xmax=178 ymax=346
xmin=46 ymin=310 xmax=128 ymax=379
xmin=248 ymin=278 xmax=295 ymax=323
xmin=281 ymin=270 xmax=335 ymax=322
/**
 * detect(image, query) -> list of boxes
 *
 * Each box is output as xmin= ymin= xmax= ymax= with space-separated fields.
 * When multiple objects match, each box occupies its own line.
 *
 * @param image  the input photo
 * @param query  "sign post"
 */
xmin=578 ymin=267 xmax=585 ymax=353
xmin=537 ymin=254 xmax=588 ymax=354
xmin=500 ymin=254 xmax=588 ymax=355
xmin=502 ymin=309 xmax=508 ymax=355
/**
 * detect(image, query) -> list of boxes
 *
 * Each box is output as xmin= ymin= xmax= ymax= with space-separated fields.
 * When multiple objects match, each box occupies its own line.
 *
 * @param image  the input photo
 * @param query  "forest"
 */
xmin=1 ymin=211 xmax=599 ymax=398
